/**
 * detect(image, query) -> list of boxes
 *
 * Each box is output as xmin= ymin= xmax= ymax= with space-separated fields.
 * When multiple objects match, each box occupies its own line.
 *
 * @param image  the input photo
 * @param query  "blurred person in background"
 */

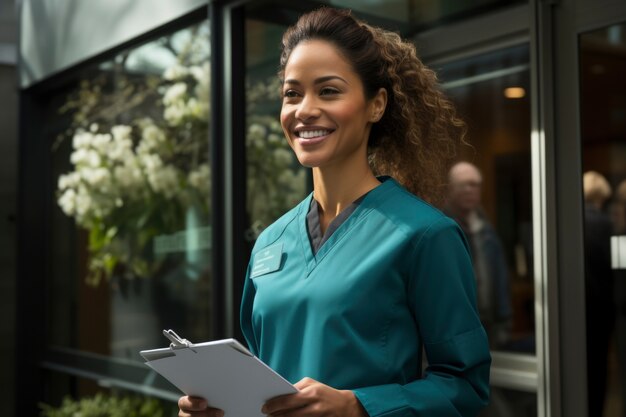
xmin=582 ymin=170 xmax=615 ymax=417
xmin=611 ymin=178 xmax=626 ymax=414
xmin=445 ymin=161 xmax=512 ymax=349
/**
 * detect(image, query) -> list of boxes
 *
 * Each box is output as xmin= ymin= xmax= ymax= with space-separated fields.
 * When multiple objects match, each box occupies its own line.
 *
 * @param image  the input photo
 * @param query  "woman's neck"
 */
xmin=312 ymin=160 xmax=380 ymax=233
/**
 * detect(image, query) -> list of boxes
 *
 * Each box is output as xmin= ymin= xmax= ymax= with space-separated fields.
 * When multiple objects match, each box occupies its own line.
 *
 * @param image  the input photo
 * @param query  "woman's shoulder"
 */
xmin=251 ymin=195 xmax=311 ymax=252
xmin=377 ymin=178 xmax=458 ymax=233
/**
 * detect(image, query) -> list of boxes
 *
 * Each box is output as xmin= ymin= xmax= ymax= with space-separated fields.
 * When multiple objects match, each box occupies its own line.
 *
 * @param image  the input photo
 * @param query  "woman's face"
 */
xmin=280 ymin=40 xmax=386 ymax=169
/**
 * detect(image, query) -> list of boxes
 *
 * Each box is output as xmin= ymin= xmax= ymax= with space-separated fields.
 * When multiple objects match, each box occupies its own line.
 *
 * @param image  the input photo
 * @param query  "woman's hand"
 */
xmin=178 ymin=396 xmax=224 ymax=417
xmin=261 ymin=377 xmax=367 ymax=417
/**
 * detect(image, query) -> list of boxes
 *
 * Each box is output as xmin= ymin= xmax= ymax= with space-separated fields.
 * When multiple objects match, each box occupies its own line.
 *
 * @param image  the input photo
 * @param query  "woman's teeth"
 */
xmin=298 ymin=130 xmax=330 ymax=139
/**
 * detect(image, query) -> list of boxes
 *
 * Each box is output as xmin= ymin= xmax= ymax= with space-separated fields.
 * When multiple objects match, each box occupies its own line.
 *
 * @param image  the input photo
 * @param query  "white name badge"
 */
xmin=250 ymin=243 xmax=283 ymax=278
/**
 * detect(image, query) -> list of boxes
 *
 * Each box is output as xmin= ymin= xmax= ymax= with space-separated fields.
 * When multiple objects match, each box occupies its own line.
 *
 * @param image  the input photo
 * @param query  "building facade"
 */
xmin=13 ymin=0 xmax=626 ymax=416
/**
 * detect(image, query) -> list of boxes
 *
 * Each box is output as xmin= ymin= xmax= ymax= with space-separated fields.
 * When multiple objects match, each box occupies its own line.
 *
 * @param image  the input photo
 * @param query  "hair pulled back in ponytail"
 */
xmin=280 ymin=7 xmax=466 ymax=206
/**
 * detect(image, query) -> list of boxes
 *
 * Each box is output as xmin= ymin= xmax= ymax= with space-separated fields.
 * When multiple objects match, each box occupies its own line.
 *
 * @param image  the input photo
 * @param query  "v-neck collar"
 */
xmin=307 ymin=194 xmax=367 ymax=255
xmin=297 ymin=176 xmax=397 ymax=277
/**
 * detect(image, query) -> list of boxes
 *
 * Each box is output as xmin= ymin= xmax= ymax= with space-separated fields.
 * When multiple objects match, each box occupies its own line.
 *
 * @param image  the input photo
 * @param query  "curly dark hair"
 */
xmin=279 ymin=7 xmax=466 ymax=206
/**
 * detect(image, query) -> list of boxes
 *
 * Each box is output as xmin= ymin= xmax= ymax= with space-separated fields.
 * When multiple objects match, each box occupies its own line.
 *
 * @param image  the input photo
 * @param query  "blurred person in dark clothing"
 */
xmin=583 ymin=170 xmax=615 ymax=417
xmin=446 ymin=161 xmax=512 ymax=349
xmin=611 ymin=179 xmax=626 ymax=414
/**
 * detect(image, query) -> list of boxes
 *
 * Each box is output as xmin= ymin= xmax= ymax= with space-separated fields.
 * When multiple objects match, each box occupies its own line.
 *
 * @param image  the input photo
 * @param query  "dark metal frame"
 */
xmin=531 ymin=0 xmax=626 ymax=416
xmin=16 ymin=84 xmax=50 ymax=417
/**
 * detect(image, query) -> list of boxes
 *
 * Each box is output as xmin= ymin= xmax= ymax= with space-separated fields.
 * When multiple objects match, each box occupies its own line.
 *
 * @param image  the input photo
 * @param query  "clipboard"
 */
xmin=140 ymin=330 xmax=297 ymax=416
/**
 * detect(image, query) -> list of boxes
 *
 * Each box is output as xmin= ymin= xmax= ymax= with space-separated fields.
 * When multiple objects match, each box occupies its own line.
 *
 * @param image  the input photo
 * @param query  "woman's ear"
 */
xmin=369 ymin=88 xmax=388 ymax=122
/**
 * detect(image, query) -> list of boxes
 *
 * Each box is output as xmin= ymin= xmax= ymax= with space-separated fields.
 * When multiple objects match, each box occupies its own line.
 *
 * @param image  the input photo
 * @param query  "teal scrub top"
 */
xmin=240 ymin=177 xmax=491 ymax=417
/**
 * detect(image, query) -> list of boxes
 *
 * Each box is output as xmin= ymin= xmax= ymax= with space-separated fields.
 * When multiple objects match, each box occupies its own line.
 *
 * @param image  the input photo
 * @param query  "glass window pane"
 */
xmin=47 ymin=20 xmax=212 ymax=364
xmin=40 ymin=372 xmax=178 ymax=415
xmin=244 ymin=18 xmax=310 ymax=243
xmin=481 ymin=387 xmax=537 ymax=417
xmin=436 ymin=44 xmax=535 ymax=354
xmin=319 ymin=0 xmax=523 ymax=30
xmin=580 ymin=22 xmax=626 ymax=417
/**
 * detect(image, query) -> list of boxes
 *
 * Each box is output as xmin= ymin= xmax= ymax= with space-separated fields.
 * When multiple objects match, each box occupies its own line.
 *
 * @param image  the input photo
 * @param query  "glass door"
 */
xmin=241 ymin=2 xmax=539 ymax=416
xmin=435 ymin=43 xmax=537 ymax=417
xmin=579 ymin=21 xmax=626 ymax=417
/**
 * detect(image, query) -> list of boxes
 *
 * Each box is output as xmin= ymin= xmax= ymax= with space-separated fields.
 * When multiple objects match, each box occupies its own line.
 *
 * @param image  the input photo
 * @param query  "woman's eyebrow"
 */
xmin=283 ymin=75 xmax=349 ymax=85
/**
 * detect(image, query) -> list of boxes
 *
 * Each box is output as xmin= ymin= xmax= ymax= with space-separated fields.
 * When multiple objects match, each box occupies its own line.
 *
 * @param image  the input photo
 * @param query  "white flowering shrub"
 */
xmin=245 ymin=77 xmax=307 ymax=239
xmin=56 ymin=30 xmax=210 ymax=285
xmin=56 ymin=26 xmax=306 ymax=283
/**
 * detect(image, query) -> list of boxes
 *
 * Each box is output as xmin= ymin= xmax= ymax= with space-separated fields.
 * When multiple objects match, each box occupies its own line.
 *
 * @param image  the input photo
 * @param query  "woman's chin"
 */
xmin=293 ymin=153 xmax=326 ymax=169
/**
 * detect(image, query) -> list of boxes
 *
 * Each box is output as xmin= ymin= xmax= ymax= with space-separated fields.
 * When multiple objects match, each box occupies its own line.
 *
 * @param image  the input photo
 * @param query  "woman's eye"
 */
xmin=320 ymin=87 xmax=339 ymax=96
xmin=283 ymin=90 xmax=299 ymax=98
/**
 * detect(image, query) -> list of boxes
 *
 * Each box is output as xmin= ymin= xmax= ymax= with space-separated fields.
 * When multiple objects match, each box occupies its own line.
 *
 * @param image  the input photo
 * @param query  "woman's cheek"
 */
xmin=280 ymin=111 xmax=296 ymax=149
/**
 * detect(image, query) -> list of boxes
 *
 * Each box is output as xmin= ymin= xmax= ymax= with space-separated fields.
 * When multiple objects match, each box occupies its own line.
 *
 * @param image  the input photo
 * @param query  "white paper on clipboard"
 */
xmin=140 ymin=331 xmax=297 ymax=417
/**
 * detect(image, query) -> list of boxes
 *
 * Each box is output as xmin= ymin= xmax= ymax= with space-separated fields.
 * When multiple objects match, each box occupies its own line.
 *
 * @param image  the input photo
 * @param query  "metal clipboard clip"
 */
xmin=163 ymin=329 xmax=196 ymax=352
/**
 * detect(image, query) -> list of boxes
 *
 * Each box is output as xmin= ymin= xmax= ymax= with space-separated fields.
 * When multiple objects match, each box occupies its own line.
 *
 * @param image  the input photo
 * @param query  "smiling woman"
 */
xmin=280 ymin=40 xmax=386 ymax=180
xmin=179 ymin=7 xmax=491 ymax=417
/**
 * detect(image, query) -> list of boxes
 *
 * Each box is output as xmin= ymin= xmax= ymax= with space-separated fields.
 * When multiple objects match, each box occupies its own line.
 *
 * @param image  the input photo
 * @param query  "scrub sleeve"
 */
xmin=352 ymin=219 xmax=491 ymax=417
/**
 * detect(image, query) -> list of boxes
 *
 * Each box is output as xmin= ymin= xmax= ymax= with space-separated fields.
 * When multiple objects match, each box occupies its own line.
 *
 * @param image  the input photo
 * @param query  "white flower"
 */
xmin=248 ymin=123 xmax=266 ymax=138
xmin=273 ymin=148 xmax=293 ymax=166
xmin=81 ymin=167 xmax=110 ymax=188
xmin=58 ymin=188 xmax=76 ymax=216
xmin=268 ymin=133 xmax=282 ymax=145
xmin=164 ymin=65 xmax=189 ymax=81
xmin=58 ymin=172 xmax=80 ymax=190
xmin=163 ymin=82 xmax=187 ymax=105
xmin=142 ymin=123 xmax=166 ymax=144
xmin=111 ymin=125 xmax=132 ymax=142
xmin=186 ymin=97 xmax=209 ymax=120
xmin=72 ymin=131 xmax=93 ymax=150
xmin=92 ymin=132 xmax=111 ymax=149
xmin=109 ymin=137 xmax=133 ymax=161
xmin=277 ymin=169 xmax=306 ymax=193
xmin=138 ymin=123 xmax=166 ymax=155
xmin=147 ymin=164 xmax=179 ymax=199
xmin=188 ymin=164 xmax=210 ymax=191
xmin=164 ymin=102 xmax=186 ymax=126
xmin=75 ymin=186 xmax=93 ymax=218
xmin=269 ymin=120 xmax=282 ymax=133
xmin=189 ymin=64 xmax=209 ymax=86
xmin=70 ymin=148 xmax=88 ymax=165
xmin=85 ymin=149 xmax=102 ymax=168
xmin=193 ymin=64 xmax=210 ymax=104
xmin=140 ymin=154 xmax=163 ymax=172
xmin=114 ymin=164 xmax=143 ymax=190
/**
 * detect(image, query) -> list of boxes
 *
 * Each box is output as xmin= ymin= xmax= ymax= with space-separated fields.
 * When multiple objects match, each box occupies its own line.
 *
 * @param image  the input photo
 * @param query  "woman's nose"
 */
xmin=295 ymin=95 xmax=320 ymax=121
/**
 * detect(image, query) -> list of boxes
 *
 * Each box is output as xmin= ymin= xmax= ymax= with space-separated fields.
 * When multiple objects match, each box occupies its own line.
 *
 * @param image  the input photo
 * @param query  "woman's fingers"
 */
xmin=178 ymin=396 xmax=224 ymax=417
xmin=263 ymin=377 xmax=328 ymax=415
xmin=179 ymin=396 xmax=207 ymax=411
xmin=262 ymin=391 xmax=311 ymax=415
xmin=178 ymin=408 xmax=223 ymax=417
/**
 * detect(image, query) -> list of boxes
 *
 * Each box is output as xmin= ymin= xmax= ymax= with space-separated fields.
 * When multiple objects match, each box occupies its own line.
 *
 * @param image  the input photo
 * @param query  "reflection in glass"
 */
xmin=39 ymin=373 xmax=178 ymax=416
xmin=481 ymin=387 xmax=536 ymax=417
xmin=48 ymin=20 xmax=212 ymax=363
xmin=580 ymin=22 xmax=626 ymax=417
xmin=245 ymin=19 xmax=309 ymax=242
xmin=436 ymin=45 xmax=534 ymax=353
xmin=318 ymin=0 xmax=524 ymax=32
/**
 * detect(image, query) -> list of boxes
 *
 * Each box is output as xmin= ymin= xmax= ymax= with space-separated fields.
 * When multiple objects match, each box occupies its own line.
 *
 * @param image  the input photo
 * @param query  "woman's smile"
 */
xmin=294 ymin=126 xmax=335 ymax=145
